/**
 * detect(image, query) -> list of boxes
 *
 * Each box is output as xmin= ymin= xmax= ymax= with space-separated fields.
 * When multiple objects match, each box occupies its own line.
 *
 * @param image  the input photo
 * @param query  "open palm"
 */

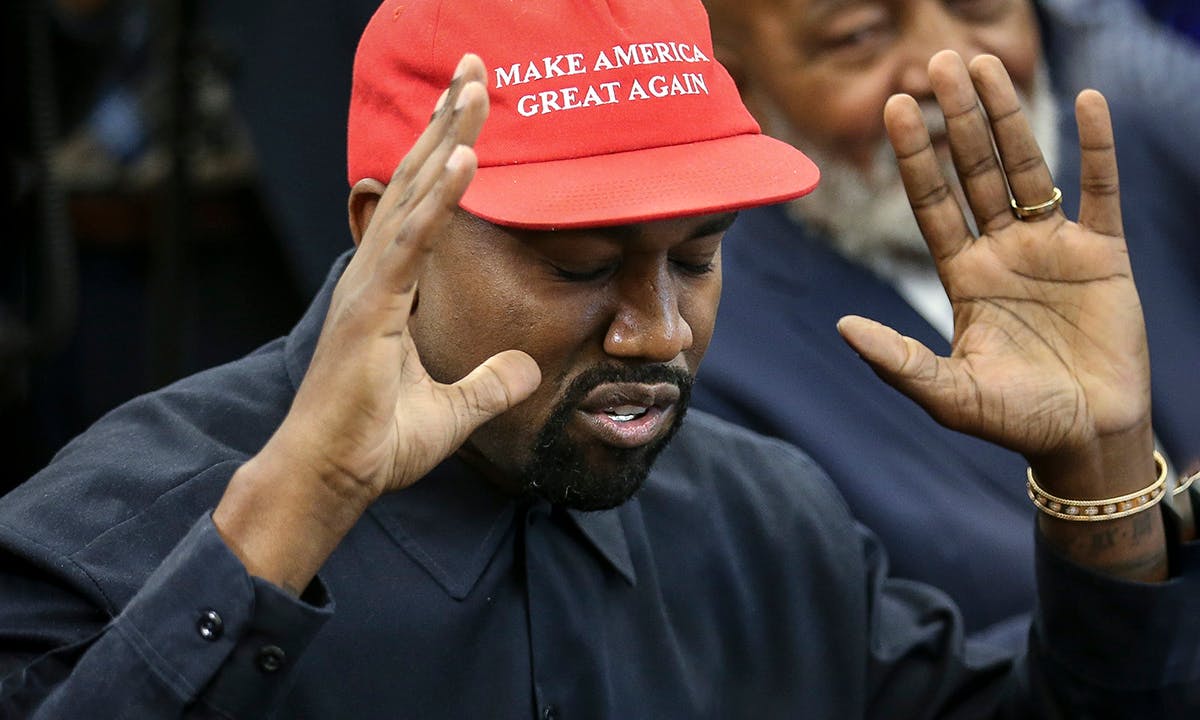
xmin=838 ymin=52 xmax=1150 ymax=461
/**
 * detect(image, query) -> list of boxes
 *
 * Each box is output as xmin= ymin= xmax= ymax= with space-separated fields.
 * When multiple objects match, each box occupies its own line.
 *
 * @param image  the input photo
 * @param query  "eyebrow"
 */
xmin=592 ymin=211 xmax=740 ymax=242
xmin=807 ymin=0 xmax=873 ymax=18
xmin=692 ymin=212 xmax=740 ymax=238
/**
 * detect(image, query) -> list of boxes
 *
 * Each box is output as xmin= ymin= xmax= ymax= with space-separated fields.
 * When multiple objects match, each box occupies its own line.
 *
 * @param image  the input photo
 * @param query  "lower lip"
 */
xmin=573 ymin=406 xmax=673 ymax=449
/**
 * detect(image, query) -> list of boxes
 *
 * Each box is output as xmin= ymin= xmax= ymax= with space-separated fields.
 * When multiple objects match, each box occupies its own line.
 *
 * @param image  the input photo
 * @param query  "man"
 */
xmin=1 ymin=1 xmax=1197 ymax=717
xmin=693 ymin=0 xmax=1200 ymax=649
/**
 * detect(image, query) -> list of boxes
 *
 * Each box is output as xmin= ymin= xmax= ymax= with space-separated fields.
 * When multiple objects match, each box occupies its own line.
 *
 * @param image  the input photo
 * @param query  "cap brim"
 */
xmin=460 ymin=133 xmax=819 ymax=229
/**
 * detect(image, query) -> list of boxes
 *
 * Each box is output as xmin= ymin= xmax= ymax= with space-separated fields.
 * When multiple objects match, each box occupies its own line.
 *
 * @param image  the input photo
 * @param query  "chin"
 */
xmin=524 ymin=444 xmax=656 ymax=511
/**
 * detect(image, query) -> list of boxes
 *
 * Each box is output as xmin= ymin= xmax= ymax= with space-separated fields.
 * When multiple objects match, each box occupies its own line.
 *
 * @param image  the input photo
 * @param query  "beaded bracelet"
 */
xmin=1026 ymin=451 xmax=1167 ymax=521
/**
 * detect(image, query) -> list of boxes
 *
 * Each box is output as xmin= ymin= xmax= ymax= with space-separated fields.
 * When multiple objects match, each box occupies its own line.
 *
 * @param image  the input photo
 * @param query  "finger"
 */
xmin=884 ymin=93 xmax=973 ymax=264
xmin=379 ymin=79 xmax=490 ymax=238
xmin=926 ymin=51 xmax=1012 ymax=233
xmin=444 ymin=349 xmax=542 ymax=441
xmin=1074 ymin=89 xmax=1123 ymax=238
xmin=388 ymin=54 xmax=484 ymax=193
xmin=836 ymin=315 xmax=960 ymax=424
xmin=374 ymin=143 xmax=479 ymax=299
xmin=968 ymin=55 xmax=1060 ymax=226
xmin=837 ymin=315 xmax=940 ymax=382
xmin=366 ymin=70 xmax=489 ymax=302
xmin=359 ymin=55 xmax=487 ymax=262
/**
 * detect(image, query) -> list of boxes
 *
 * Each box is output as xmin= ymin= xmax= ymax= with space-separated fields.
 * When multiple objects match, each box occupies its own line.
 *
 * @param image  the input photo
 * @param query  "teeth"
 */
xmin=604 ymin=405 xmax=648 ymax=422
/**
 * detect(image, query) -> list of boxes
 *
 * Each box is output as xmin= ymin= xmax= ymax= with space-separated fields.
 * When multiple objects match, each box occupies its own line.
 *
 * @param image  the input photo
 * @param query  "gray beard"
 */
xmin=779 ymin=65 xmax=1060 ymax=268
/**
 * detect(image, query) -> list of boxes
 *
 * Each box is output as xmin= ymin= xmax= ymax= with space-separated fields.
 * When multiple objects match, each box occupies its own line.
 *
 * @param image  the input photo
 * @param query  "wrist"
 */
xmin=214 ymin=441 xmax=375 ymax=595
xmin=1028 ymin=422 xmax=1168 ymax=582
xmin=1028 ymin=451 xmax=1167 ymax=521
xmin=1026 ymin=421 xmax=1156 ymax=501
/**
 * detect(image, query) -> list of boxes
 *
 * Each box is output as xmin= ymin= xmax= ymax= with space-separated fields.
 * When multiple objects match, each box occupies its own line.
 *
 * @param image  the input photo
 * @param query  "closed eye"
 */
xmin=550 ymin=263 xmax=617 ymax=282
xmin=671 ymin=258 xmax=715 ymax=276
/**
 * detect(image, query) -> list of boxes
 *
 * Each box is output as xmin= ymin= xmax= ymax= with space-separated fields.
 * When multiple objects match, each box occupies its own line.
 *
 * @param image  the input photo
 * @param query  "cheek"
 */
xmin=414 ymin=300 xmax=532 ymax=393
xmin=774 ymin=68 xmax=897 ymax=168
xmin=971 ymin=2 xmax=1042 ymax=96
xmin=744 ymin=18 xmax=896 ymax=166
xmin=408 ymin=279 xmax=554 ymax=473
xmin=442 ymin=286 xmax=611 ymax=474
xmin=983 ymin=32 xmax=1040 ymax=96
xmin=682 ymin=273 xmax=722 ymax=372
xmin=414 ymin=269 xmax=605 ymax=405
xmin=409 ymin=259 xmax=532 ymax=386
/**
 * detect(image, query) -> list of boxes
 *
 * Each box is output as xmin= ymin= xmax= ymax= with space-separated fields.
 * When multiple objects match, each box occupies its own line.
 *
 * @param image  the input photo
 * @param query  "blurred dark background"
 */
xmin=2 ymin=0 xmax=1196 ymax=495
xmin=1140 ymin=0 xmax=1200 ymax=41
xmin=1 ymin=0 xmax=377 ymax=492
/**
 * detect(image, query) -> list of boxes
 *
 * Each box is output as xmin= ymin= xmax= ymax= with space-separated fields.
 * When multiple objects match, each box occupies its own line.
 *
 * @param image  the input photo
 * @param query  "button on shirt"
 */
xmin=2 ymin=251 xmax=1199 ymax=719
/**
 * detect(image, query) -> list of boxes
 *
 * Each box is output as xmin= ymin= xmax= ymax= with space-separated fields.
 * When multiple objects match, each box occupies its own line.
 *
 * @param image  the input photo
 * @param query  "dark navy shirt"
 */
xmin=2 ymin=253 xmax=1199 ymax=718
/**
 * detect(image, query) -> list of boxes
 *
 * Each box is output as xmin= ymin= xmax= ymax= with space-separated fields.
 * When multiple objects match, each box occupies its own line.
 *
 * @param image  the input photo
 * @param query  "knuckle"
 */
xmin=910 ymin=182 xmax=952 ymax=210
xmin=391 ymin=155 xmax=416 ymax=183
xmin=1080 ymin=177 xmax=1120 ymax=197
xmin=1005 ymin=154 xmax=1046 ymax=176
xmin=393 ymin=182 xmax=417 ymax=209
xmin=956 ymin=153 xmax=994 ymax=180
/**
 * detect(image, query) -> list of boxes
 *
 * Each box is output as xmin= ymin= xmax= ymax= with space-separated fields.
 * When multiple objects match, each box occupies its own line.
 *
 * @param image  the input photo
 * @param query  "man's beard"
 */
xmin=778 ymin=64 xmax=1060 ymax=266
xmin=517 ymin=364 xmax=692 ymax=511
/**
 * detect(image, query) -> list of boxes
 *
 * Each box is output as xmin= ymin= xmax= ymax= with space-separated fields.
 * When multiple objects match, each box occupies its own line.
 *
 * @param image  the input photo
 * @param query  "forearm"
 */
xmin=213 ymin=436 xmax=377 ymax=596
xmin=1029 ymin=523 xmax=1200 ymax=718
xmin=1 ymin=516 xmax=331 ymax=718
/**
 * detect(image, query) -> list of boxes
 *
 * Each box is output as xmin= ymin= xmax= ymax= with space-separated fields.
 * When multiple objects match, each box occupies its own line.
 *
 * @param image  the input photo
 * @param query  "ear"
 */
xmin=347 ymin=178 xmax=388 ymax=247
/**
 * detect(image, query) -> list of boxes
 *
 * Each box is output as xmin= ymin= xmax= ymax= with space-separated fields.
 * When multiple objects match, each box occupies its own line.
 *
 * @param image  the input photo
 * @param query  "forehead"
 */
xmin=455 ymin=211 xmax=739 ymax=248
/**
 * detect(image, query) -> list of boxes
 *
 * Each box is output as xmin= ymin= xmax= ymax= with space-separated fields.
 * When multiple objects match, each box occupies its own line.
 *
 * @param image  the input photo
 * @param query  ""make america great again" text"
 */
xmin=493 ymin=41 xmax=712 ymax=117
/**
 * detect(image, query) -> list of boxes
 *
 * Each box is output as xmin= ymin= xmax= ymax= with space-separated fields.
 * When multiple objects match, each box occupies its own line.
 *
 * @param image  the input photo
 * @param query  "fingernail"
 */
xmin=452 ymin=54 xmax=471 ymax=80
xmin=454 ymin=83 xmax=472 ymax=111
xmin=445 ymin=145 xmax=467 ymax=172
xmin=433 ymin=88 xmax=450 ymax=113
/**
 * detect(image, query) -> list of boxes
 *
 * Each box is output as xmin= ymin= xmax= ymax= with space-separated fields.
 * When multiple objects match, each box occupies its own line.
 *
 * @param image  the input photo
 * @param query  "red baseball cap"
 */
xmin=348 ymin=0 xmax=819 ymax=229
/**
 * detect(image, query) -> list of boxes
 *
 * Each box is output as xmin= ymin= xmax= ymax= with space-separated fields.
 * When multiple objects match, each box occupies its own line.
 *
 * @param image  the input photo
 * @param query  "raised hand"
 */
xmin=278 ymin=54 xmax=540 ymax=500
xmin=213 ymin=56 xmax=541 ymax=592
xmin=836 ymin=51 xmax=1165 ymax=577
xmin=838 ymin=51 xmax=1150 ymax=468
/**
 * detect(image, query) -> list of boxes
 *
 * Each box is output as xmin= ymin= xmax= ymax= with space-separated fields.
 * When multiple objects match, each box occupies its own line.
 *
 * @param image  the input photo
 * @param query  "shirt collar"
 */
xmin=568 ymin=506 xmax=637 ymax=587
xmin=284 ymin=251 xmax=636 ymax=599
xmin=368 ymin=458 xmax=637 ymax=600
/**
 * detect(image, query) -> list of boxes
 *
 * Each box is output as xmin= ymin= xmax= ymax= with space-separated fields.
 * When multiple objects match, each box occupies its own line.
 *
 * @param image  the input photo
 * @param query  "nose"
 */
xmin=896 ymin=3 xmax=984 ymax=96
xmin=603 ymin=265 xmax=693 ymax=363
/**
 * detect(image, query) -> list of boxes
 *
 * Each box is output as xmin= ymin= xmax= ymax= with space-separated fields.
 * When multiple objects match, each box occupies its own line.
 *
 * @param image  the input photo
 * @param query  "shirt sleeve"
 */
xmin=0 ymin=513 xmax=333 ymax=719
xmin=1028 ymin=522 xmax=1200 ymax=716
xmin=859 ymin=505 xmax=1200 ymax=719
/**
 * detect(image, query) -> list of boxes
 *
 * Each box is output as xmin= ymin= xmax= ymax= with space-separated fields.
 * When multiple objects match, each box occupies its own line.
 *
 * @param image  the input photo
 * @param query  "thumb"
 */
xmin=837 ymin=315 xmax=948 ymax=411
xmin=445 ymin=349 xmax=542 ymax=440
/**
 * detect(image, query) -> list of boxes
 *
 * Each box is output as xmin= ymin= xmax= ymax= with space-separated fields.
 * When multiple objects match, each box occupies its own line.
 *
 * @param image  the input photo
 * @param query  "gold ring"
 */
xmin=1010 ymin=186 xmax=1063 ymax=220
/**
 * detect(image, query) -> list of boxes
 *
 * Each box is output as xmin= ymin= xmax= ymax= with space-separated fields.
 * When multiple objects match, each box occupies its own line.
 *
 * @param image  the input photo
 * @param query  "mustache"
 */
xmin=917 ymin=100 xmax=947 ymax=138
xmin=557 ymin=364 xmax=694 ymax=408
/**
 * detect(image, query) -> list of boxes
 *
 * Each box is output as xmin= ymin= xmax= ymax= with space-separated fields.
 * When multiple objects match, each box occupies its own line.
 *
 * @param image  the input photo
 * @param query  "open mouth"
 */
xmin=604 ymin=405 xmax=650 ymax=423
xmin=573 ymin=383 xmax=681 ymax=449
